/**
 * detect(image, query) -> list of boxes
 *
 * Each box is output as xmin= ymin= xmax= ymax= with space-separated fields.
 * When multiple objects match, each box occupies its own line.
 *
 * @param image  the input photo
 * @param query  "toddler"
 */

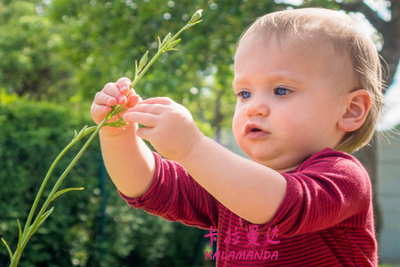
xmin=91 ymin=7 xmax=381 ymax=266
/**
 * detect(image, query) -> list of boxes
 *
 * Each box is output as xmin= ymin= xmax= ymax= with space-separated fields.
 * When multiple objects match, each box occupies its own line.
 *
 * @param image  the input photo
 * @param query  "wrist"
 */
xmin=179 ymin=134 xmax=209 ymax=166
xmin=99 ymin=124 xmax=137 ymax=138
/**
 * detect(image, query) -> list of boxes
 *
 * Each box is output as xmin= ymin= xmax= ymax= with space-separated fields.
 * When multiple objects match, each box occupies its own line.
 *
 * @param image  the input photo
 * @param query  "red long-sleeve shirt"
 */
xmin=120 ymin=148 xmax=378 ymax=266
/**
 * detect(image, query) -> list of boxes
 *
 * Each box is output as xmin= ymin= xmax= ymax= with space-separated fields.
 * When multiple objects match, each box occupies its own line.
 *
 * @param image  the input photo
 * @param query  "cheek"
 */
xmin=280 ymin=108 xmax=325 ymax=144
xmin=232 ymin=110 xmax=244 ymax=138
xmin=232 ymin=113 xmax=240 ymax=134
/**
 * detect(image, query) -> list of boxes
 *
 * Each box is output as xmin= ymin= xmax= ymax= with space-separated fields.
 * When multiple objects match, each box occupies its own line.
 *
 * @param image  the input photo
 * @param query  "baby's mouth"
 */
xmin=244 ymin=123 xmax=270 ymax=140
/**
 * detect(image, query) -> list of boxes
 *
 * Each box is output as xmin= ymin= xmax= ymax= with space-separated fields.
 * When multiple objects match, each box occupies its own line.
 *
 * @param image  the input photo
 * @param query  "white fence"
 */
xmin=377 ymin=131 xmax=400 ymax=264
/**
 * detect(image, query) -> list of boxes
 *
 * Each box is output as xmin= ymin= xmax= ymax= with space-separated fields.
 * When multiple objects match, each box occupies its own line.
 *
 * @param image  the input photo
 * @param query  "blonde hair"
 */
xmin=238 ymin=8 xmax=383 ymax=153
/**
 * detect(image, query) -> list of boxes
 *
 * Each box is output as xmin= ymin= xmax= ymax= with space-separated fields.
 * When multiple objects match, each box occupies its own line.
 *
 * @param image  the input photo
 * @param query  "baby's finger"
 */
xmin=116 ymin=77 xmax=132 ymax=95
xmin=95 ymin=91 xmax=118 ymax=106
xmin=90 ymin=103 xmax=112 ymax=119
xmin=127 ymin=103 xmax=168 ymax=115
xmin=103 ymin=83 xmax=126 ymax=104
xmin=123 ymin=111 xmax=158 ymax=128
xmin=127 ymin=93 xmax=141 ymax=108
xmin=125 ymin=88 xmax=135 ymax=101
xmin=140 ymin=97 xmax=174 ymax=106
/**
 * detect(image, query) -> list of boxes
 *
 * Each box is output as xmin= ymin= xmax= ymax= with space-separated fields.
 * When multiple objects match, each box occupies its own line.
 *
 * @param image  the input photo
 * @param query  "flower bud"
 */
xmin=188 ymin=9 xmax=203 ymax=24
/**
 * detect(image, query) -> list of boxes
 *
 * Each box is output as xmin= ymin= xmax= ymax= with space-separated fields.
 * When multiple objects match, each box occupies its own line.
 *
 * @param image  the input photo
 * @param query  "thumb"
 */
xmin=126 ymin=91 xmax=142 ymax=108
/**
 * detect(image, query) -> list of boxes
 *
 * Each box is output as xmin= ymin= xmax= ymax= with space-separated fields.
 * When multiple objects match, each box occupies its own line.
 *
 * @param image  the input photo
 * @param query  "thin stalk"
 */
xmin=32 ymin=119 xmax=106 ymax=231
xmin=22 ymin=138 xmax=76 ymax=235
xmin=11 ymin=119 xmax=107 ymax=267
xmin=131 ymin=50 xmax=164 ymax=88
xmin=131 ymin=10 xmax=202 ymax=88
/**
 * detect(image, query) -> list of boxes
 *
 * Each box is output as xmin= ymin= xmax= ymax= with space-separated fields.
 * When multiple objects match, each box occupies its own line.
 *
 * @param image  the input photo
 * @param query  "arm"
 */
xmin=255 ymin=150 xmax=372 ymax=237
xmin=180 ymin=136 xmax=287 ymax=224
xmin=99 ymin=126 xmax=155 ymax=198
xmin=123 ymin=97 xmax=287 ymax=224
xmin=91 ymin=77 xmax=155 ymax=198
xmin=120 ymin=152 xmax=219 ymax=229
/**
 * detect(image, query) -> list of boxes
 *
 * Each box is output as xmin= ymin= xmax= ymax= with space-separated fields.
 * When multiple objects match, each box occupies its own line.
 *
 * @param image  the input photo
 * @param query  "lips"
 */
xmin=244 ymin=123 xmax=270 ymax=140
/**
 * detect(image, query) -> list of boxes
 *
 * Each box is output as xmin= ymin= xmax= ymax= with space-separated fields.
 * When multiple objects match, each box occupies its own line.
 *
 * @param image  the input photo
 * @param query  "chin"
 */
xmin=247 ymin=152 xmax=275 ymax=166
xmin=247 ymin=151 xmax=297 ymax=171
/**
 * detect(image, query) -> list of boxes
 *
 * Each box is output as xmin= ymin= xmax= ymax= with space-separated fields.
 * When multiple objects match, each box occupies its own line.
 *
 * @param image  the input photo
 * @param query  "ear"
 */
xmin=338 ymin=89 xmax=372 ymax=132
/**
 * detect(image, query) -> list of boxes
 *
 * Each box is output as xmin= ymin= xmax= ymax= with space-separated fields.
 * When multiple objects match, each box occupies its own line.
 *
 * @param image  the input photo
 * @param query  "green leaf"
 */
xmin=73 ymin=125 xmax=97 ymax=141
xmin=166 ymin=39 xmax=181 ymax=51
xmin=162 ymin=32 xmax=172 ymax=44
xmin=104 ymin=117 xmax=129 ymax=128
xmin=17 ymin=219 xmax=22 ymax=249
xmin=52 ymin=187 xmax=84 ymax=201
xmin=182 ymin=20 xmax=203 ymax=31
xmin=134 ymin=60 xmax=139 ymax=79
xmin=39 ymin=207 xmax=55 ymax=226
xmin=1 ymin=238 xmax=13 ymax=259
xmin=27 ymin=207 xmax=55 ymax=237
xmin=111 ymin=106 xmax=128 ymax=117
xmin=159 ymin=32 xmax=172 ymax=50
xmin=107 ymin=105 xmax=120 ymax=120
xmin=138 ymin=51 xmax=149 ymax=73
xmin=74 ymin=125 xmax=87 ymax=141
xmin=158 ymin=36 xmax=162 ymax=48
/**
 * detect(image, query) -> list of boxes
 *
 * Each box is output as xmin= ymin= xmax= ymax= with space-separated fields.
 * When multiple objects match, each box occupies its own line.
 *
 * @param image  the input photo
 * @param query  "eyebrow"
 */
xmin=232 ymin=72 xmax=306 ymax=88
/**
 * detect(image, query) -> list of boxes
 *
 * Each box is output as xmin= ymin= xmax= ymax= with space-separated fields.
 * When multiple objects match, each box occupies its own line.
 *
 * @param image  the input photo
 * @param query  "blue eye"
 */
xmin=274 ymin=87 xmax=291 ymax=96
xmin=237 ymin=91 xmax=251 ymax=99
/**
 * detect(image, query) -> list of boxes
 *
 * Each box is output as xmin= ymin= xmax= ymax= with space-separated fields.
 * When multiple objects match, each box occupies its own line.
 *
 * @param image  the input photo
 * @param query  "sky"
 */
xmin=275 ymin=0 xmax=400 ymax=131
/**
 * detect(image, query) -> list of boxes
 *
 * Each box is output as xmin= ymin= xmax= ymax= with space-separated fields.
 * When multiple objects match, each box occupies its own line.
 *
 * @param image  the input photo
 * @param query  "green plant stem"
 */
xmin=11 ymin=139 xmax=78 ymax=265
xmin=9 ymin=119 xmax=107 ymax=267
xmin=32 ymin=119 xmax=105 ymax=230
xmin=22 ymin=138 xmax=76 ymax=235
xmin=131 ymin=18 xmax=200 ymax=89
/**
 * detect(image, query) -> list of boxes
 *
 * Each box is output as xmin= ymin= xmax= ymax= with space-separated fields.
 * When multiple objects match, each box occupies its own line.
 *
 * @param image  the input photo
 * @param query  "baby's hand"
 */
xmin=122 ymin=97 xmax=204 ymax=162
xmin=90 ymin=77 xmax=141 ymax=136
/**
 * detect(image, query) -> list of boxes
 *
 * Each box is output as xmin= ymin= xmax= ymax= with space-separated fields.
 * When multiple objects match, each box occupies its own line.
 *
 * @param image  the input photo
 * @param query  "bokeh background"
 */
xmin=1 ymin=0 xmax=399 ymax=266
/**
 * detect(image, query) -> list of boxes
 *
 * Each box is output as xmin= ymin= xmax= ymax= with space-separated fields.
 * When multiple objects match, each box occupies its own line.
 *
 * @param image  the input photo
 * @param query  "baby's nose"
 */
xmin=245 ymin=101 xmax=269 ymax=117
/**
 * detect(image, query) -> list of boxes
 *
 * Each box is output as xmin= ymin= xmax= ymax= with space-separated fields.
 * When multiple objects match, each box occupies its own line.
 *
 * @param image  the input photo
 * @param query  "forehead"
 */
xmin=237 ymin=30 xmax=342 ymax=63
xmin=234 ymin=32 xmax=357 ymax=91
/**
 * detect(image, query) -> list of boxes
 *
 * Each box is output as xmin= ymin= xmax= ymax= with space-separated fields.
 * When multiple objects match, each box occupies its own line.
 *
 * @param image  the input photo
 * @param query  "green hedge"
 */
xmin=0 ymin=91 xmax=205 ymax=267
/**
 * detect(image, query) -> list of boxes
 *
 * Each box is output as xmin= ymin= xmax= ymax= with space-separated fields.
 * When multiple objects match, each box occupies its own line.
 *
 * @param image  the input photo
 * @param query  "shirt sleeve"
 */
xmin=118 ymin=152 xmax=219 ymax=230
xmin=240 ymin=149 xmax=372 ymax=237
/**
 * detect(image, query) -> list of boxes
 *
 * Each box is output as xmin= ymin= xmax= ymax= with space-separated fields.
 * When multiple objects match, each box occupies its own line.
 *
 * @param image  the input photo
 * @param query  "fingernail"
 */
xmin=118 ymin=96 xmax=125 ymax=103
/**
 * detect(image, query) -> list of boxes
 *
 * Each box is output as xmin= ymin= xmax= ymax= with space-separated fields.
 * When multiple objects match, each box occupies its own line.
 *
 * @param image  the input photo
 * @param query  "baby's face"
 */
xmin=232 ymin=33 xmax=356 ymax=172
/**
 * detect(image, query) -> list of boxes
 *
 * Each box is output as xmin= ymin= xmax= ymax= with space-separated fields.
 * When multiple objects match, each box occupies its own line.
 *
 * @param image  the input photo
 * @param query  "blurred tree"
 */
xmin=0 ymin=1 xmax=73 ymax=100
